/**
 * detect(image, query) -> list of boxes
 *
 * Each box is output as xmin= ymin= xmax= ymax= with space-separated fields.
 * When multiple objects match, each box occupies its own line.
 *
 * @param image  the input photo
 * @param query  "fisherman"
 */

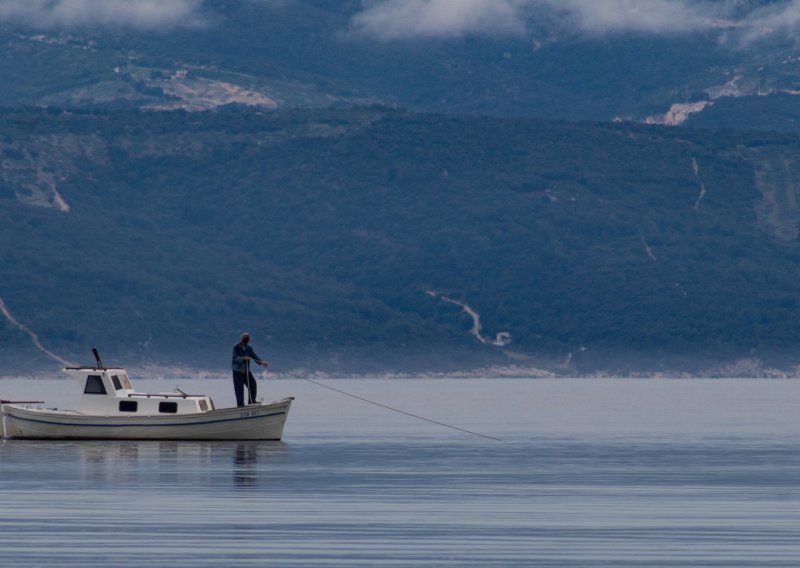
xmin=231 ymin=332 xmax=269 ymax=407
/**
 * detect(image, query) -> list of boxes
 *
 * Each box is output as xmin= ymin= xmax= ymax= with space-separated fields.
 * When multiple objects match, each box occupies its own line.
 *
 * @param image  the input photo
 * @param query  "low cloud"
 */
xmin=732 ymin=0 xmax=800 ymax=43
xmin=547 ymin=0 xmax=724 ymax=35
xmin=0 ymin=0 xmax=204 ymax=30
xmin=350 ymin=0 xmax=525 ymax=40
xmin=350 ymin=0 xmax=800 ymax=42
xmin=550 ymin=0 xmax=800 ymax=41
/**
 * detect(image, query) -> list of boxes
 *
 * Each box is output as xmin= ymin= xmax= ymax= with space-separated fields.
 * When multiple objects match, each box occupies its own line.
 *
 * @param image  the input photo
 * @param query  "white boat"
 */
xmin=1 ymin=366 xmax=293 ymax=441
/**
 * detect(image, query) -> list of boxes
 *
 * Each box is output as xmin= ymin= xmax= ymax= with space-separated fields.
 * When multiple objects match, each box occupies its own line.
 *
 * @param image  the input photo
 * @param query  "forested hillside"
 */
xmin=2 ymin=107 xmax=800 ymax=375
xmin=1 ymin=0 xmax=800 ymax=129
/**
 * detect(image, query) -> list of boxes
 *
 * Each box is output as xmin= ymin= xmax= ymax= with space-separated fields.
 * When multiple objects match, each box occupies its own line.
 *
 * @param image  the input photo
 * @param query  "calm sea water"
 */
xmin=2 ymin=377 xmax=800 ymax=567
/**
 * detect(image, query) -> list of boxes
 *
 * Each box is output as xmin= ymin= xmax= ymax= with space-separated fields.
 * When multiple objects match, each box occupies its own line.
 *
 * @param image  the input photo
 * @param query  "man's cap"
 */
xmin=241 ymin=332 xmax=250 ymax=339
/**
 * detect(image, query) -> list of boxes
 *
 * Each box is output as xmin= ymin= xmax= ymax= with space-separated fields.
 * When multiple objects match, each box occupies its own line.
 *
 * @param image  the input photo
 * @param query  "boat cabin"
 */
xmin=64 ymin=367 xmax=215 ymax=416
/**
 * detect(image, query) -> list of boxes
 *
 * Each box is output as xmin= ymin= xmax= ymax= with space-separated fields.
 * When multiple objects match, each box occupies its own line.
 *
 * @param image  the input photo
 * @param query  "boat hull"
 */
xmin=1 ymin=398 xmax=292 ymax=441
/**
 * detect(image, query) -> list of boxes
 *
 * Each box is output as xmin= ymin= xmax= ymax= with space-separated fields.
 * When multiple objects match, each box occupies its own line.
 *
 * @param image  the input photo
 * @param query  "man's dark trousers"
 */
xmin=232 ymin=371 xmax=257 ymax=406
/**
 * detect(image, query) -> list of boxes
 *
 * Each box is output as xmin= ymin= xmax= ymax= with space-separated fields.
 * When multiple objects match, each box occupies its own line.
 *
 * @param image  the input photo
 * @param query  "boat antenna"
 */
xmin=92 ymin=346 xmax=103 ymax=369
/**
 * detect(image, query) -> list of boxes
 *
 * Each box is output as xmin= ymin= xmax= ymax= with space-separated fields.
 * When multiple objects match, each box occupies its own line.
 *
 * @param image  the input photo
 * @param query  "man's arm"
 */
xmin=250 ymin=348 xmax=269 ymax=368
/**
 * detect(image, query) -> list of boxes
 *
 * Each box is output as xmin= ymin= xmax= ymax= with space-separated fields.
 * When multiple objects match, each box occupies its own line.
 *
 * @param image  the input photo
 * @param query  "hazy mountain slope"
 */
xmin=2 ymin=107 xmax=800 ymax=374
xmin=0 ymin=1 xmax=798 ymax=128
xmin=685 ymin=93 xmax=800 ymax=132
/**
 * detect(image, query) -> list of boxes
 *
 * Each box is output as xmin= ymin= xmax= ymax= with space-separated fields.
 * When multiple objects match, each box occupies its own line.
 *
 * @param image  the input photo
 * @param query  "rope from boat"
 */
xmin=300 ymin=377 xmax=501 ymax=442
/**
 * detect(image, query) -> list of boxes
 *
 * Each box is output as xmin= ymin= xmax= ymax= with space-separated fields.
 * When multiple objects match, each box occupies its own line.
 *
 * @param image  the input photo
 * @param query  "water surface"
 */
xmin=2 ymin=378 xmax=800 ymax=566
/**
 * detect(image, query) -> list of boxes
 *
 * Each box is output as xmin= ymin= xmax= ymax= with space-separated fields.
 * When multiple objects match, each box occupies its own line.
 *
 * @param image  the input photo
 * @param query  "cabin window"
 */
xmin=84 ymin=375 xmax=107 ymax=395
xmin=119 ymin=374 xmax=132 ymax=389
xmin=199 ymin=400 xmax=208 ymax=411
xmin=119 ymin=400 xmax=138 ymax=412
xmin=111 ymin=375 xmax=123 ymax=390
xmin=159 ymin=401 xmax=178 ymax=414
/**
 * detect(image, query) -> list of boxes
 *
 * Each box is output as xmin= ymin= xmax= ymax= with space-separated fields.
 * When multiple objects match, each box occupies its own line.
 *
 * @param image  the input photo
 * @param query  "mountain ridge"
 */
xmin=2 ymin=1 xmax=800 ymax=130
xmin=2 ymin=107 xmax=800 ymax=375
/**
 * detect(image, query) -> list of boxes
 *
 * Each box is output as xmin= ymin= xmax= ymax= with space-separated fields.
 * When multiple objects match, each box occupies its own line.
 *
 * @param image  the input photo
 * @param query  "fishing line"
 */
xmin=300 ymin=377 xmax=501 ymax=442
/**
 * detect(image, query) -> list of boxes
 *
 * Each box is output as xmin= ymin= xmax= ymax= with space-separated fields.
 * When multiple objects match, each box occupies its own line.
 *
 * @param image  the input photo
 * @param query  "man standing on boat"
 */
xmin=231 ymin=332 xmax=269 ymax=406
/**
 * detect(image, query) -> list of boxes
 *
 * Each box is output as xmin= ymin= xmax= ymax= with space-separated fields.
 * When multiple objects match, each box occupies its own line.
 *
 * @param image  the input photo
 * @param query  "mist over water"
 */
xmin=2 ymin=378 xmax=800 ymax=566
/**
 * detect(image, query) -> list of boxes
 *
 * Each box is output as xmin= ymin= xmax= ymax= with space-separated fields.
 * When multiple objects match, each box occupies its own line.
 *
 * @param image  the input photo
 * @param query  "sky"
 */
xmin=0 ymin=0 xmax=798 ymax=44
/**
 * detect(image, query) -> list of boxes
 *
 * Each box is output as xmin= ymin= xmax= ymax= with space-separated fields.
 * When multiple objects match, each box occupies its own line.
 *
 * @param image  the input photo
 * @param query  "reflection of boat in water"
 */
xmin=1 ymin=365 xmax=293 ymax=441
